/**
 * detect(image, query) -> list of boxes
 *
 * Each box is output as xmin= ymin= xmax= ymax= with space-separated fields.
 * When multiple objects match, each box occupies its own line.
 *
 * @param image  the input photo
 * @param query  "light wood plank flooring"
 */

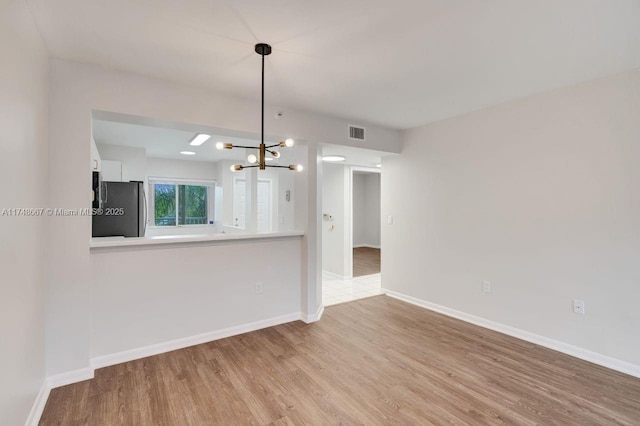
xmin=353 ymin=247 xmax=380 ymax=277
xmin=40 ymin=296 xmax=640 ymax=425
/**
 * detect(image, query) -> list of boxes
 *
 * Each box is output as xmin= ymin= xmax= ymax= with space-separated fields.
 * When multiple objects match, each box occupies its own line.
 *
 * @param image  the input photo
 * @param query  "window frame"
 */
xmin=148 ymin=177 xmax=216 ymax=228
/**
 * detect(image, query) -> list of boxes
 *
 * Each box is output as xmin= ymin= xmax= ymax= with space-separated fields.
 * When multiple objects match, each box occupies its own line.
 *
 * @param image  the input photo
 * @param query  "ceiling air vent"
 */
xmin=348 ymin=125 xmax=366 ymax=141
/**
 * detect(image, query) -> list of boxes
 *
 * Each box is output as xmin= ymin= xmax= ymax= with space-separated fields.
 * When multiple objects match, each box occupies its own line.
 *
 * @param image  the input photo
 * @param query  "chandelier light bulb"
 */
xmin=289 ymin=164 xmax=303 ymax=172
xmin=271 ymin=150 xmax=280 ymax=158
xmin=247 ymin=154 xmax=258 ymax=164
xmin=230 ymin=164 xmax=243 ymax=171
xmin=279 ymin=139 xmax=295 ymax=148
xmin=216 ymin=141 xmax=224 ymax=150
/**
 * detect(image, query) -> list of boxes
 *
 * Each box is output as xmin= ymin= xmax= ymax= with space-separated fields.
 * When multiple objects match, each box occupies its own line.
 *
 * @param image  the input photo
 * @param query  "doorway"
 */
xmin=256 ymin=179 xmax=272 ymax=233
xmin=320 ymin=148 xmax=383 ymax=306
xmin=352 ymin=170 xmax=381 ymax=277
xmin=232 ymin=177 xmax=246 ymax=228
xmin=233 ymin=177 xmax=273 ymax=232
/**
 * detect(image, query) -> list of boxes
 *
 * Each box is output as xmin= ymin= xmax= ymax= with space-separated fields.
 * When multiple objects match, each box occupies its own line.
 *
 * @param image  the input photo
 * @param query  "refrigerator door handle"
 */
xmin=102 ymin=181 xmax=108 ymax=204
xmin=142 ymin=186 xmax=148 ymax=237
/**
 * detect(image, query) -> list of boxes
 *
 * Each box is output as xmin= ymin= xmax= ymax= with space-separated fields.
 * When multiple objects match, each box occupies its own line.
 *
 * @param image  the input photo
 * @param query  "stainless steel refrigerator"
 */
xmin=92 ymin=181 xmax=147 ymax=237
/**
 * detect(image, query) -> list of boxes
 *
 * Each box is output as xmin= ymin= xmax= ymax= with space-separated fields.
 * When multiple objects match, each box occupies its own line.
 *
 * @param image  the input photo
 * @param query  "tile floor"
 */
xmin=322 ymin=271 xmax=383 ymax=306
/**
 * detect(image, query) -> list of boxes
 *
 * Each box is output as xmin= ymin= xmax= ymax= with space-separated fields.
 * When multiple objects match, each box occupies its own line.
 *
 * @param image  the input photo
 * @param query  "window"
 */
xmin=149 ymin=178 xmax=216 ymax=227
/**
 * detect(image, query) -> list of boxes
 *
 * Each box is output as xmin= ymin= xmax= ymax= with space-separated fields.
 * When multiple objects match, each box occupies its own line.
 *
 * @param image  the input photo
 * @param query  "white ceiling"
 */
xmin=28 ymin=0 xmax=640 ymax=129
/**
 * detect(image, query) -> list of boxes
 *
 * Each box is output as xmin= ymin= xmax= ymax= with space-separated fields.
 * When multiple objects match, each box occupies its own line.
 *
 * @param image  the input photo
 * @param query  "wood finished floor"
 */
xmin=353 ymin=247 xmax=380 ymax=277
xmin=40 ymin=296 xmax=640 ymax=425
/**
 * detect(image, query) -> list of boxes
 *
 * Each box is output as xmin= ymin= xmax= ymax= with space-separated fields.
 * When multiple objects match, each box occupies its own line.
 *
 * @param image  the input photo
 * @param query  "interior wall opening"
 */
xmin=90 ymin=111 xmax=300 ymax=239
xmin=319 ymin=144 xmax=385 ymax=306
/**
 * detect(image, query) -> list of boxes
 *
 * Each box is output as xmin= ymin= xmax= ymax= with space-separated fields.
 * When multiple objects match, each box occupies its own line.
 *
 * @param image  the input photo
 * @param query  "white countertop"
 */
xmin=90 ymin=230 xmax=304 ymax=249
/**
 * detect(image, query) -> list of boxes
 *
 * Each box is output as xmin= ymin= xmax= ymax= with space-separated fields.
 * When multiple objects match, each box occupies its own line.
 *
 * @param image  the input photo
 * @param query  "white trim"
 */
xmin=384 ymin=290 xmax=640 ymax=379
xmin=301 ymin=304 xmax=325 ymax=324
xmin=351 ymin=166 xmax=381 ymax=174
xmin=148 ymin=176 xmax=217 ymax=186
xmin=25 ymin=380 xmax=51 ymax=426
xmin=47 ymin=367 xmax=95 ymax=389
xmin=353 ymin=244 xmax=381 ymax=249
xmin=345 ymin=166 xmax=353 ymax=279
xmin=91 ymin=312 xmax=302 ymax=370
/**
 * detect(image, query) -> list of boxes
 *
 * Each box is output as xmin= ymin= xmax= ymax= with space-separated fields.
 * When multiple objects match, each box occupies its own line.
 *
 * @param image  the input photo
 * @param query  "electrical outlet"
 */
xmin=573 ymin=299 xmax=585 ymax=315
xmin=256 ymin=282 xmax=263 ymax=294
xmin=482 ymin=280 xmax=492 ymax=293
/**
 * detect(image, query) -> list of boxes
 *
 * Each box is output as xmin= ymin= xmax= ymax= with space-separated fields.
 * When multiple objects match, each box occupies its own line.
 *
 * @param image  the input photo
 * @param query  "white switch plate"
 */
xmin=387 ymin=215 xmax=394 ymax=225
xmin=573 ymin=299 xmax=585 ymax=315
xmin=256 ymin=282 xmax=263 ymax=294
xmin=482 ymin=280 xmax=492 ymax=293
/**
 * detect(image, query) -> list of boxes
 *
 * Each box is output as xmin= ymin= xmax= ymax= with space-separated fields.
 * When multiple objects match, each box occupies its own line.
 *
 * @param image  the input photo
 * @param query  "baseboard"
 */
xmin=91 ymin=312 xmax=302 ymax=370
xmin=301 ymin=304 xmax=325 ymax=323
xmin=353 ymin=244 xmax=381 ymax=249
xmin=47 ymin=367 xmax=94 ymax=389
xmin=28 ymin=370 xmax=93 ymax=425
xmin=384 ymin=289 xmax=640 ymax=379
xmin=25 ymin=380 xmax=51 ymax=426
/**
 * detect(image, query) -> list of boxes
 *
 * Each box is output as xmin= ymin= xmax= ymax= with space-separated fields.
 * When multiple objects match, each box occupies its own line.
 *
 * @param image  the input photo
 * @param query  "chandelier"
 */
xmin=216 ymin=43 xmax=303 ymax=172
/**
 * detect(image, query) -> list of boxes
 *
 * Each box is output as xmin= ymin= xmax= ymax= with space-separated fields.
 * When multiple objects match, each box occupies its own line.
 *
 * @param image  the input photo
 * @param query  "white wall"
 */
xmin=91 ymin=238 xmax=301 ymax=358
xmin=383 ymin=69 xmax=640 ymax=367
xmin=96 ymin=143 xmax=147 ymax=183
xmin=353 ymin=173 xmax=366 ymax=246
xmin=0 ymin=1 xmax=48 ymax=424
xmin=147 ymin=157 xmax=219 ymax=182
xmin=353 ymin=172 xmax=381 ymax=248
xmin=321 ymin=163 xmax=350 ymax=277
xmin=47 ymin=58 xmax=400 ymax=377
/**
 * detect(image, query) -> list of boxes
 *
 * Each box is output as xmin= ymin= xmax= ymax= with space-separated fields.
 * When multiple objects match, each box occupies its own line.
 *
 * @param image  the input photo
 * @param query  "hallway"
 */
xmin=352 ymin=247 xmax=380 ymax=277
xmin=322 ymin=272 xmax=382 ymax=306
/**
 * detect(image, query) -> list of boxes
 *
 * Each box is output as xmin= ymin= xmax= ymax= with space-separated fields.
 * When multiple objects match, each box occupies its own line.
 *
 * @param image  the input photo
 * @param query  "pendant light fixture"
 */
xmin=217 ymin=43 xmax=303 ymax=172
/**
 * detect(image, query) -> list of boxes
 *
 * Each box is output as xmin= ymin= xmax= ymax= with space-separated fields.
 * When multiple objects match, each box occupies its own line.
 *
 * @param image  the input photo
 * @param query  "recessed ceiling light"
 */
xmin=265 ymin=157 xmax=274 ymax=162
xmin=189 ymin=133 xmax=211 ymax=146
xmin=180 ymin=151 xmax=196 ymax=155
xmin=375 ymin=163 xmax=382 ymax=168
xmin=322 ymin=155 xmax=346 ymax=162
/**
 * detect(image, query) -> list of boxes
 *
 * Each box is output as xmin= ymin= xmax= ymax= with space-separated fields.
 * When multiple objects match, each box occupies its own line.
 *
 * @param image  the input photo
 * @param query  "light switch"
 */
xmin=387 ymin=215 xmax=394 ymax=225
